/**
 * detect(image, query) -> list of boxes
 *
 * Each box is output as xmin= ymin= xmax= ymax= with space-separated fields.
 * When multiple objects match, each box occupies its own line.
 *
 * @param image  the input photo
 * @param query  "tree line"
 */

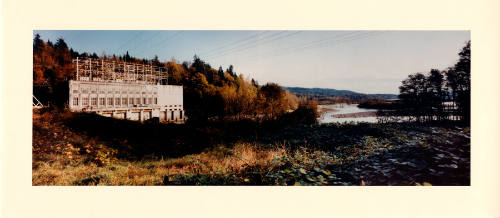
xmin=379 ymin=41 xmax=470 ymax=125
xmin=33 ymin=34 xmax=317 ymax=124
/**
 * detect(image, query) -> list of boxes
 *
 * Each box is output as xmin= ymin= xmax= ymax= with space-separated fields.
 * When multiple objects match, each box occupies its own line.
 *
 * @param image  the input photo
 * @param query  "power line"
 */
xmin=204 ymin=31 xmax=291 ymax=59
xmin=113 ymin=31 xmax=145 ymax=55
xmin=197 ymin=31 xmax=270 ymax=57
xmin=243 ymin=31 xmax=364 ymax=61
xmin=145 ymin=31 xmax=184 ymax=58
xmin=135 ymin=31 xmax=181 ymax=57
xmin=202 ymin=31 xmax=288 ymax=59
xmin=245 ymin=31 xmax=384 ymax=62
xmin=126 ymin=31 xmax=163 ymax=55
xmin=284 ymin=31 xmax=385 ymax=56
xmin=206 ymin=31 xmax=302 ymax=60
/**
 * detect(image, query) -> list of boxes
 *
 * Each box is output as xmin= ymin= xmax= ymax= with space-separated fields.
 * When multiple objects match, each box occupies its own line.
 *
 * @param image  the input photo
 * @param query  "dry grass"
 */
xmin=33 ymin=109 xmax=470 ymax=185
xmin=32 ymin=142 xmax=289 ymax=185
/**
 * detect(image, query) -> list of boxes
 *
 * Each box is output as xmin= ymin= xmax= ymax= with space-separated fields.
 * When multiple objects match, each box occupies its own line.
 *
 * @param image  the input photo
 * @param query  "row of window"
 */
xmin=73 ymin=97 xmax=183 ymax=108
xmin=74 ymin=89 xmax=158 ymax=95
xmin=73 ymin=97 xmax=158 ymax=107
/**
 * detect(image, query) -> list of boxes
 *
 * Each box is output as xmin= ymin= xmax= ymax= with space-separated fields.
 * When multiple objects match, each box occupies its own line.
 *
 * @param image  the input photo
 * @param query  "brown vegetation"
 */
xmin=331 ymin=111 xmax=377 ymax=118
xmin=33 ymin=142 xmax=288 ymax=185
xmin=33 ymin=109 xmax=469 ymax=185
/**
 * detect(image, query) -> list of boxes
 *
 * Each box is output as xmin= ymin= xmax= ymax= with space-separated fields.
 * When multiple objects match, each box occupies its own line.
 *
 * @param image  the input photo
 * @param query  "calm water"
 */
xmin=318 ymin=104 xmax=378 ymax=124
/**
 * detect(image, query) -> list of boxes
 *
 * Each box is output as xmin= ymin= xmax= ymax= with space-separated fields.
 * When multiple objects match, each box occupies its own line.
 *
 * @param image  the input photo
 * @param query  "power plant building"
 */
xmin=68 ymin=58 xmax=185 ymax=122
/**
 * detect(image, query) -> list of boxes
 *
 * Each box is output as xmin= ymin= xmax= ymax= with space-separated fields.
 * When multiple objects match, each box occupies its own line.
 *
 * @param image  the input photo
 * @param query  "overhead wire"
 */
xmin=197 ymin=31 xmax=270 ymax=57
xmin=145 ymin=31 xmax=184 ymax=58
xmin=135 ymin=31 xmax=182 ymax=57
xmin=240 ymin=31 xmax=363 ymax=61
xmin=205 ymin=31 xmax=302 ymax=60
xmin=126 ymin=31 xmax=163 ymax=55
xmin=113 ymin=31 xmax=145 ymax=56
xmin=202 ymin=31 xmax=288 ymax=59
xmin=245 ymin=31 xmax=385 ymax=62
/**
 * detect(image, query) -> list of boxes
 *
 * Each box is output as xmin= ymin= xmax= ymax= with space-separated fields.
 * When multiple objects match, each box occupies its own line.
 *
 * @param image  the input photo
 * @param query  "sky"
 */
xmin=34 ymin=30 xmax=470 ymax=94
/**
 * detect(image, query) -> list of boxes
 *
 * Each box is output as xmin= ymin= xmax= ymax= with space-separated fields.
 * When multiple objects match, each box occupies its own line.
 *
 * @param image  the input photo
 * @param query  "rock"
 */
xmin=306 ymin=176 xmax=316 ymax=183
xmin=299 ymin=168 xmax=307 ymax=175
xmin=321 ymin=169 xmax=331 ymax=176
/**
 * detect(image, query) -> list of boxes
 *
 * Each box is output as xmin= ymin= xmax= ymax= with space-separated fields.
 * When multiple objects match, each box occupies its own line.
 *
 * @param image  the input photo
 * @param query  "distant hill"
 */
xmin=283 ymin=87 xmax=361 ymax=96
xmin=282 ymin=86 xmax=397 ymax=103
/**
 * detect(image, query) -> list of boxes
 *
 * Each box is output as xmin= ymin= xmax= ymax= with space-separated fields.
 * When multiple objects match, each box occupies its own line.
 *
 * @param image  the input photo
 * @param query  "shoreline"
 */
xmin=331 ymin=111 xmax=377 ymax=118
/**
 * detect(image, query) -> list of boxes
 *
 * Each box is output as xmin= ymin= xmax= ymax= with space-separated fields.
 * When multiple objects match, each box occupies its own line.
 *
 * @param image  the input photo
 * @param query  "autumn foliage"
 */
xmin=33 ymin=34 xmax=306 ymax=122
xmin=33 ymin=34 xmax=74 ymax=107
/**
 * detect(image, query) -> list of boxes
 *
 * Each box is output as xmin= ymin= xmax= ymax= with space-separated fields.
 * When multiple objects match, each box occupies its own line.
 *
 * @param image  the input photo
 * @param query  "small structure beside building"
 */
xmin=68 ymin=58 xmax=185 ymax=123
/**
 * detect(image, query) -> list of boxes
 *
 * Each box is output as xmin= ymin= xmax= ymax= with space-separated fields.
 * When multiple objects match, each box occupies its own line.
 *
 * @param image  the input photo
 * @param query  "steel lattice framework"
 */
xmin=73 ymin=58 xmax=168 ymax=85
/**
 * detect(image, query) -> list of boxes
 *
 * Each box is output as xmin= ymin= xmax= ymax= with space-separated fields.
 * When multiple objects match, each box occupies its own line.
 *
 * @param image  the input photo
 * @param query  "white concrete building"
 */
xmin=68 ymin=58 xmax=185 ymax=123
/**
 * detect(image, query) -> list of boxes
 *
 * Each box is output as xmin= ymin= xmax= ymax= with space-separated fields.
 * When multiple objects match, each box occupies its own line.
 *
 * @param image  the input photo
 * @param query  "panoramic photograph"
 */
xmin=32 ymin=30 xmax=470 ymax=186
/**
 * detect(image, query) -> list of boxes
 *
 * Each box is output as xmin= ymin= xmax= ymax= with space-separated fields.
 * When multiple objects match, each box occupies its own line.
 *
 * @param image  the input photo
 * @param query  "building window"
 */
xmin=143 ymin=98 xmax=146 ymax=104
xmin=180 ymin=111 xmax=183 ymax=119
xmin=115 ymin=98 xmax=121 ymax=106
xmin=99 ymin=98 xmax=105 ymax=106
xmin=73 ymin=90 xmax=78 ymax=94
xmin=91 ymin=97 xmax=97 ymax=106
xmin=107 ymin=97 xmax=113 ymax=106
xmin=82 ymin=98 xmax=89 ymax=106
xmin=148 ymin=98 xmax=152 ymax=105
xmin=154 ymin=98 xmax=157 ymax=105
xmin=136 ymin=98 xmax=140 ymax=105
xmin=122 ymin=98 xmax=128 ymax=105
xmin=73 ymin=97 xmax=79 ymax=106
xmin=130 ymin=98 xmax=134 ymax=105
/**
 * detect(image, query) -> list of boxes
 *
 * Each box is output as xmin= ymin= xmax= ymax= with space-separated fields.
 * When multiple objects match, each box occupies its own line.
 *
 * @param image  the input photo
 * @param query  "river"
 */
xmin=318 ymin=104 xmax=378 ymax=124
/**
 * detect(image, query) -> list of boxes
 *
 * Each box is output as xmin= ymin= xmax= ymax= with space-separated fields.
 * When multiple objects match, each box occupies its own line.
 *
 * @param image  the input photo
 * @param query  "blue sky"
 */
xmin=34 ymin=30 xmax=470 ymax=94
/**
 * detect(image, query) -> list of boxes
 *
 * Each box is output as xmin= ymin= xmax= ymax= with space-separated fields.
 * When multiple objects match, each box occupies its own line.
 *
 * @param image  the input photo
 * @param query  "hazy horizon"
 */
xmin=34 ymin=30 xmax=470 ymax=94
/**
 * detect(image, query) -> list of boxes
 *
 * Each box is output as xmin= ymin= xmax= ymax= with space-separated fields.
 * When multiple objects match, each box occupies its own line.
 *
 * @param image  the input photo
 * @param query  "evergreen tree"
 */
xmin=446 ymin=40 xmax=470 ymax=123
xmin=218 ymin=66 xmax=224 ymax=77
xmin=227 ymin=65 xmax=235 ymax=77
xmin=125 ymin=51 xmax=131 ymax=62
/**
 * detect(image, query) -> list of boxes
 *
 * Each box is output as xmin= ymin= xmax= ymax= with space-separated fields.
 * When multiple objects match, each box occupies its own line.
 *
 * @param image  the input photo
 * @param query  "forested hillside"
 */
xmin=283 ymin=87 xmax=397 ymax=104
xmin=33 ymin=34 xmax=313 ymax=123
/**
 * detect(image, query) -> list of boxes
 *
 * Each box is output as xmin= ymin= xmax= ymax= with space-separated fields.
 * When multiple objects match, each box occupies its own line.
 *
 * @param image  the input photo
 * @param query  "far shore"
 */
xmin=331 ymin=111 xmax=377 ymax=118
xmin=318 ymin=107 xmax=339 ymax=115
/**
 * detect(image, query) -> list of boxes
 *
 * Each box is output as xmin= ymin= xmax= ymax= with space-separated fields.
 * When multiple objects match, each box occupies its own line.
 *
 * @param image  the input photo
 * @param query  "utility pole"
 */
xmin=76 ymin=57 xmax=79 ymax=80
xmin=89 ymin=58 xmax=92 ymax=81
